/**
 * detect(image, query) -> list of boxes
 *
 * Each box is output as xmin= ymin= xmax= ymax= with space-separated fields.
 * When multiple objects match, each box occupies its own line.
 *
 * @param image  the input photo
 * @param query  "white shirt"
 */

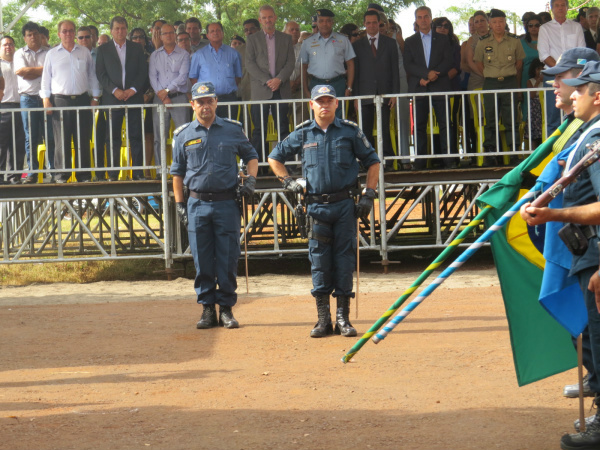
xmin=538 ymin=19 xmax=586 ymax=68
xmin=0 ymin=58 xmax=20 ymax=103
xmin=148 ymin=45 xmax=190 ymax=93
xmin=367 ymin=32 xmax=380 ymax=50
xmin=114 ymin=40 xmax=127 ymax=92
xmin=13 ymin=45 xmax=49 ymax=95
xmin=39 ymin=43 xmax=101 ymax=98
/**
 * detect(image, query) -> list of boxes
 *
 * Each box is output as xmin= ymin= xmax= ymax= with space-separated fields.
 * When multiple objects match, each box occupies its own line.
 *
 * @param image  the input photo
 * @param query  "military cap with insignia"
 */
xmin=191 ymin=81 xmax=217 ymax=100
xmin=311 ymin=84 xmax=337 ymax=100
xmin=316 ymin=8 xmax=335 ymax=18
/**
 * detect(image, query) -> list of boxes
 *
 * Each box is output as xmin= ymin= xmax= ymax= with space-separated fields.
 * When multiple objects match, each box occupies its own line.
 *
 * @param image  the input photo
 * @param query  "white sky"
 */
xmin=395 ymin=0 xmax=552 ymax=38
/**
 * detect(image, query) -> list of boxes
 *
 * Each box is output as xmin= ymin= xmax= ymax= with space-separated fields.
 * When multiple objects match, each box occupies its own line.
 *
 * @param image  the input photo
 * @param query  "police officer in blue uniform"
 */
xmin=268 ymin=85 xmax=380 ymax=337
xmin=170 ymin=81 xmax=259 ymax=329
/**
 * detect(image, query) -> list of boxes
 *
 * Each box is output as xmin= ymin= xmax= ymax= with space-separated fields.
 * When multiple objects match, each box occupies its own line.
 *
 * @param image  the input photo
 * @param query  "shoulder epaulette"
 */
xmin=479 ymin=33 xmax=490 ymax=40
xmin=223 ymin=117 xmax=243 ymax=127
xmin=342 ymin=119 xmax=359 ymax=127
xmin=295 ymin=119 xmax=312 ymax=129
xmin=173 ymin=123 xmax=191 ymax=136
xmin=507 ymin=32 xmax=518 ymax=38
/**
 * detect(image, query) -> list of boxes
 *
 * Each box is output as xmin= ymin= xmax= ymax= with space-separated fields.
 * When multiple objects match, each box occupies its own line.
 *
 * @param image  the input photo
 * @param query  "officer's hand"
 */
xmin=283 ymin=176 xmax=304 ymax=194
xmin=355 ymin=188 xmax=377 ymax=218
xmin=176 ymin=202 xmax=188 ymax=227
xmin=240 ymin=175 xmax=256 ymax=198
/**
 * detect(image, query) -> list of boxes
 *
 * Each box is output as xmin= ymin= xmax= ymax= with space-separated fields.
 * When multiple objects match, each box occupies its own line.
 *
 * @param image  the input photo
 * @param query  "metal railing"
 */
xmin=0 ymin=86 xmax=550 ymax=267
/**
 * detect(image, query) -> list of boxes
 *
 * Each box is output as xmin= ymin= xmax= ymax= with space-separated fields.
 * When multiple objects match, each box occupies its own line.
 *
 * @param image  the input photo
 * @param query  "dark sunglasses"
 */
xmin=528 ymin=23 xmax=541 ymax=28
xmin=351 ymin=32 xmax=360 ymax=37
xmin=436 ymin=24 xmax=450 ymax=29
xmin=77 ymin=35 xmax=91 ymax=39
xmin=131 ymin=35 xmax=145 ymax=40
xmin=312 ymin=24 xmax=317 ymax=29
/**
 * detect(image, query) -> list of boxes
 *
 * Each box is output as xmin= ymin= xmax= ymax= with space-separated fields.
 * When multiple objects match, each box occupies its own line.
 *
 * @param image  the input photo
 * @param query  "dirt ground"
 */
xmin=0 ymin=266 xmax=588 ymax=450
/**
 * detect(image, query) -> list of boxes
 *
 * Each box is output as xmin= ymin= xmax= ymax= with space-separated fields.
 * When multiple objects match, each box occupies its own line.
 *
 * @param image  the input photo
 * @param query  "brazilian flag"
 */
xmin=477 ymin=120 xmax=577 ymax=386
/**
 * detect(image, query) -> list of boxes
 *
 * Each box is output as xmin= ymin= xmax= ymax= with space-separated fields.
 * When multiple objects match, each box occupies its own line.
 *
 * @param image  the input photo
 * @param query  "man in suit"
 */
xmin=246 ymin=5 xmax=295 ymax=160
xmin=404 ymin=6 xmax=453 ymax=170
xmin=353 ymin=10 xmax=399 ymax=169
xmin=96 ymin=16 xmax=148 ymax=181
xmin=584 ymin=7 xmax=599 ymax=50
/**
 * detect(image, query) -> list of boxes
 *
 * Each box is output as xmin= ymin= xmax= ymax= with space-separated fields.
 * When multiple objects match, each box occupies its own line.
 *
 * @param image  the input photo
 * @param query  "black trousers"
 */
xmin=414 ymin=95 xmax=449 ymax=170
xmin=361 ymin=102 xmax=393 ymax=158
xmin=51 ymin=94 xmax=92 ymax=181
xmin=103 ymin=106 xmax=143 ymax=179
xmin=0 ymin=103 xmax=25 ymax=183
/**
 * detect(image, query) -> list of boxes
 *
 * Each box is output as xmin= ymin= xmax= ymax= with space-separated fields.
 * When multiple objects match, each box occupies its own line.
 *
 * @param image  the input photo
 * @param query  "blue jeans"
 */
xmin=20 ymin=94 xmax=55 ymax=173
xmin=187 ymin=198 xmax=241 ymax=307
xmin=307 ymin=198 xmax=356 ymax=298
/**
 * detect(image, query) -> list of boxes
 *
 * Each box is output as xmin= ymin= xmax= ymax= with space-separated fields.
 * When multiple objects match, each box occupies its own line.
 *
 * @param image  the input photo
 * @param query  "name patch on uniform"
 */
xmin=185 ymin=139 xmax=202 ymax=147
xmin=485 ymin=46 xmax=493 ymax=53
xmin=303 ymin=142 xmax=317 ymax=148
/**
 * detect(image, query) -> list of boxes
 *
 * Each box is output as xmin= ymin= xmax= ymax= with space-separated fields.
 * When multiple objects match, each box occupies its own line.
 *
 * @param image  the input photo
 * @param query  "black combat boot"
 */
xmin=219 ymin=305 xmax=240 ymax=329
xmin=196 ymin=304 xmax=218 ymax=329
xmin=310 ymin=295 xmax=333 ymax=338
xmin=561 ymin=397 xmax=600 ymax=450
xmin=334 ymin=296 xmax=357 ymax=337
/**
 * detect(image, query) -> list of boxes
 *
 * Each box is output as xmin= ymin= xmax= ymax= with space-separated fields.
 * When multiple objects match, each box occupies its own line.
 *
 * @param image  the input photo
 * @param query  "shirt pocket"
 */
xmin=216 ymin=142 xmax=235 ymax=167
xmin=304 ymin=147 xmax=319 ymax=168
xmin=186 ymin=143 xmax=203 ymax=169
xmin=566 ymin=33 xmax=578 ymax=48
xmin=335 ymin=138 xmax=354 ymax=169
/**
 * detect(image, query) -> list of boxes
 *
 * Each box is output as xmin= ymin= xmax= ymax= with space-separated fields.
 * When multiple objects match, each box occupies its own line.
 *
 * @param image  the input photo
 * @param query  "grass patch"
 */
xmin=0 ymin=259 xmax=169 ymax=286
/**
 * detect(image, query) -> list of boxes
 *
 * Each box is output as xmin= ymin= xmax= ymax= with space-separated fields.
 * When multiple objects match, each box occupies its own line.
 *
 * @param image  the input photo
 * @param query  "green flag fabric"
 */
xmin=477 ymin=120 xmax=577 ymax=386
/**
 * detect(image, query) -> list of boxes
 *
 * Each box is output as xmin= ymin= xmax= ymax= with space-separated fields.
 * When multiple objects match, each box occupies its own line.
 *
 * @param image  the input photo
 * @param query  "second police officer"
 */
xmin=170 ymin=81 xmax=258 ymax=330
xmin=268 ymin=85 xmax=380 ymax=338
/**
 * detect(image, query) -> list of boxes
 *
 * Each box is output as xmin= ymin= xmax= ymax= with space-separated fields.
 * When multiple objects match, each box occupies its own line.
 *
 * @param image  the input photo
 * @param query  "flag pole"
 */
xmin=372 ymin=185 xmax=541 ymax=344
xmin=341 ymin=204 xmax=494 ymax=364
xmin=372 ymin=138 xmax=600 ymax=344
xmin=578 ymin=335 xmax=586 ymax=432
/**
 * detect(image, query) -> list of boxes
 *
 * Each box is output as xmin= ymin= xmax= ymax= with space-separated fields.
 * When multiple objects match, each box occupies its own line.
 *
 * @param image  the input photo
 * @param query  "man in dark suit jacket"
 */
xmin=353 ymin=10 xmax=399 ymax=167
xmin=245 ymin=5 xmax=295 ymax=161
xmin=404 ymin=6 xmax=454 ymax=169
xmin=96 ymin=16 xmax=148 ymax=180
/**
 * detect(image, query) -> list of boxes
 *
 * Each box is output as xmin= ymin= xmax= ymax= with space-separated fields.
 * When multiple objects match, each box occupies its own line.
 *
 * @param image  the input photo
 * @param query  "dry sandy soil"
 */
xmin=0 ymin=266 xmax=588 ymax=450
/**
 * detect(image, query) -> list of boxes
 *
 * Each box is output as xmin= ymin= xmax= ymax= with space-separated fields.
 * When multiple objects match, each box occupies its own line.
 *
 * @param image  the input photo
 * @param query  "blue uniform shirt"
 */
xmin=189 ymin=44 xmax=242 ymax=96
xmin=298 ymin=32 xmax=356 ymax=80
xmin=170 ymin=116 xmax=258 ymax=192
xmin=563 ymin=114 xmax=600 ymax=276
xmin=269 ymin=118 xmax=380 ymax=194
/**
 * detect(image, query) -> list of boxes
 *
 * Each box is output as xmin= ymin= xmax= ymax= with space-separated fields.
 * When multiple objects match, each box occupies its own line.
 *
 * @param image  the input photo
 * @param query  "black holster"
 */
xmin=558 ymin=223 xmax=596 ymax=256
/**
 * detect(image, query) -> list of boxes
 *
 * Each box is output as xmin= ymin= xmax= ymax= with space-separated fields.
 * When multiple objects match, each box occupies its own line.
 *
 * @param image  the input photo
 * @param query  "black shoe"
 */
xmin=310 ymin=295 xmax=333 ymax=338
xmin=575 ymin=415 xmax=596 ymax=432
xmin=219 ymin=305 xmax=239 ymax=329
xmin=334 ymin=296 xmax=357 ymax=337
xmin=561 ymin=417 xmax=600 ymax=449
xmin=22 ymin=175 xmax=36 ymax=184
xmin=196 ymin=304 xmax=218 ymax=329
xmin=132 ymin=175 xmax=146 ymax=181
xmin=108 ymin=176 xmax=119 ymax=182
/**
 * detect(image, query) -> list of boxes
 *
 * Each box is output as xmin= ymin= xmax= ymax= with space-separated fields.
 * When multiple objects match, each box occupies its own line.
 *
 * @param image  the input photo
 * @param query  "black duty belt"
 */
xmin=305 ymin=189 xmax=357 ymax=205
xmin=189 ymin=190 xmax=236 ymax=201
xmin=167 ymin=92 xmax=184 ymax=98
xmin=311 ymin=74 xmax=346 ymax=84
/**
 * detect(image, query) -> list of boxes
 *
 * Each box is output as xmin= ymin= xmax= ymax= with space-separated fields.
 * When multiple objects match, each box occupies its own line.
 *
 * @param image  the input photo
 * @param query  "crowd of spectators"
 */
xmin=0 ymin=0 xmax=594 ymax=183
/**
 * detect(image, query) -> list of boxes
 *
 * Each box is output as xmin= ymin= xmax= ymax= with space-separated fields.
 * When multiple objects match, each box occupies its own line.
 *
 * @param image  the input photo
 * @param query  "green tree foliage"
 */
xmin=1 ymin=1 xmax=35 ymax=48
xmin=10 ymin=0 xmax=421 ymax=41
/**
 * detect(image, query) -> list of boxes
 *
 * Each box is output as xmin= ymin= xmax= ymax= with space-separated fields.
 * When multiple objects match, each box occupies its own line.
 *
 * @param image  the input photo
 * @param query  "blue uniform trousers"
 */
xmin=578 ymin=267 xmax=600 ymax=394
xmin=187 ymin=197 xmax=240 ymax=307
xmin=308 ymin=198 xmax=356 ymax=298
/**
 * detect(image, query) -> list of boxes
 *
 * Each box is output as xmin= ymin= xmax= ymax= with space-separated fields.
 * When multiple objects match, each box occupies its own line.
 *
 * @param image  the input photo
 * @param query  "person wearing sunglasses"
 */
xmin=520 ymin=15 xmax=541 ymax=93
